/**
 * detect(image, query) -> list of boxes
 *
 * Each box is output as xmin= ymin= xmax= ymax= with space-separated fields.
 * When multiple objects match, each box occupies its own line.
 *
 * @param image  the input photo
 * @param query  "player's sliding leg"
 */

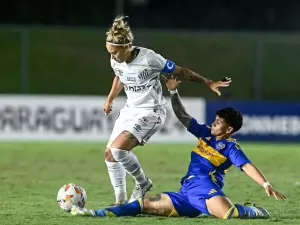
xmin=109 ymin=131 xmax=152 ymax=203
xmin=206 ymin=196 xmax=270 ymax=219
xmin=71 ymin=193 xmax=176 ymax=217
xmin=143 ymin=194 xmax=179 ymax=217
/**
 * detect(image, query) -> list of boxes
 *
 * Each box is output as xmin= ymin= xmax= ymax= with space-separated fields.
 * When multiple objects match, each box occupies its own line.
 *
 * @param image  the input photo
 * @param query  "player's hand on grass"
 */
xmin=103 ymin=100 xmax=113 ymax=115
xmin=164 ymin=75 xmax=181 ymax=90
xmin=208 ymin=77 xmax=232 ymax=96
xmin=265 ymin=185 xmax=286 ymax=200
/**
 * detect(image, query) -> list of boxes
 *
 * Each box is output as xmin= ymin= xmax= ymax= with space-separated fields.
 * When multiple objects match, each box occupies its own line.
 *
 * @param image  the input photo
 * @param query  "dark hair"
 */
xmin=216 ymin=107 xmax=243 ymax=132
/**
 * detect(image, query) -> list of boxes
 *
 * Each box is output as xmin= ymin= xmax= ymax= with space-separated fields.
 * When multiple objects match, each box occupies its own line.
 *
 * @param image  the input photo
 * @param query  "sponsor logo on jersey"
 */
xmin=127 ymin=77 xmax=136 ymax=82
xmin=124 ymin=84 xmax=151 ymax=92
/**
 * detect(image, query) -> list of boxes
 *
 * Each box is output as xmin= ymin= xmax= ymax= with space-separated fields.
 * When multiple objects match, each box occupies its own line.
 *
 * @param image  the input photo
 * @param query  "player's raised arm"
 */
xmin=172 ymin=66 xmax=231 ymax=96
xmin=165 ymin=77 xmax=192 ymax=128
xmin=103 ymin=76 xmax=123 ymax=115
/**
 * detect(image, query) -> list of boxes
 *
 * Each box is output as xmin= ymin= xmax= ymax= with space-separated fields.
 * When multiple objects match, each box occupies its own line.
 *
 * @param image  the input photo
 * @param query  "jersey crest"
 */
xmin=138 ymin=69 xmax=150 ymax=80
xmin=216 ymin=142 xmax=226 ymax=150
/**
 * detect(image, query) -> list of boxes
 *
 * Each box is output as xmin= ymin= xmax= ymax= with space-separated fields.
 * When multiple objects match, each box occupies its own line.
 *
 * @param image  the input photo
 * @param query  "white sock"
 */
xmin=110 ymin=148 xmax=147 ymax=186
xmin=105 ymin=160 xmax=127 ymax=204
xmin=123 ymin=152 xmax=147 ymax=185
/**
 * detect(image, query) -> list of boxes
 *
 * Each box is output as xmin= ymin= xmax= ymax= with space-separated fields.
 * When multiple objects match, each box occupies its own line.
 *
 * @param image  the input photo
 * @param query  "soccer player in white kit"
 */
xmin=103 ymin=15 xmax=232 ymax=205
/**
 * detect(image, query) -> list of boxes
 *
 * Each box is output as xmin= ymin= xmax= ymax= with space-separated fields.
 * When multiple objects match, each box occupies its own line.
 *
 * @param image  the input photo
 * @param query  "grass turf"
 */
xmin=0 ymin=142 xmax=299 ymax=225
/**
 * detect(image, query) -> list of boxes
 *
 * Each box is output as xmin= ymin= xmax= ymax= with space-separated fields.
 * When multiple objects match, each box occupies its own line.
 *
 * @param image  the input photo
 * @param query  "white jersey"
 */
xmin=110 ymin=47 xmax=176 ymax=109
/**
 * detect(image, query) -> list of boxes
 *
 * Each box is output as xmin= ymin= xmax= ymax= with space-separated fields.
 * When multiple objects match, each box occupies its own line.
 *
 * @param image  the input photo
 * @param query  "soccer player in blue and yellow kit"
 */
xmin=71 ymin=77 xmax=286 ymax=219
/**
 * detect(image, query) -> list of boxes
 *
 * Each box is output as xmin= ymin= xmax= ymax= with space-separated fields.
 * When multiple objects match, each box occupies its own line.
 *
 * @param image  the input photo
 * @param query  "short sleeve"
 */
xmin=110 ymin=58 xmax=117 ymax=74
xmin=147 ymin=52 xmax=176 ymax=74
xmin=110 ymin=57 xmax=116 ymax=69
xmin=110 ymin=58 xmax=123 ymax=77
xmin=187 ymin=118 xmax=210 ymax=138
xmin=228 ymin=144 xmax=251 ymax=170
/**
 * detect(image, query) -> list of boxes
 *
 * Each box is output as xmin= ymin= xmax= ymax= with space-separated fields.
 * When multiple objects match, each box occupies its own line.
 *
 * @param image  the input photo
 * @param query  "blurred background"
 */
xmin=0 ymin=0 xmax=300 ymax=141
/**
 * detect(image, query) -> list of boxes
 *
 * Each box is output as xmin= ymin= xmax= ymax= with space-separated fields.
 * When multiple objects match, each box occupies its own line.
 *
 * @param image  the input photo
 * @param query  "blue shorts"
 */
xmin=164 ymin=176 xmax=226 ymax=217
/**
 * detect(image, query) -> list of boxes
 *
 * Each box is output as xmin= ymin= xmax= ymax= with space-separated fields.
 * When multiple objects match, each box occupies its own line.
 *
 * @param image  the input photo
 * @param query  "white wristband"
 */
xmin=169 ymin=89 xmax=178 ymax=94
xmin=263 ymin=182 xmax=271 ymax=189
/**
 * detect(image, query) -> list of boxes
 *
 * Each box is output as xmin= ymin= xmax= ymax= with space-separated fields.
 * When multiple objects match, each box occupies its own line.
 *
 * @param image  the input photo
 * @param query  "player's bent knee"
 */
xmin=104 ymin=148 xmax=117 ymax=162
xmin=111 ymin=131 xmax=139 ymax=150
xmin=206 ymin=196 xmax=237 ymax=219
xmin=110 ymin=147 xmax=130 ymax=162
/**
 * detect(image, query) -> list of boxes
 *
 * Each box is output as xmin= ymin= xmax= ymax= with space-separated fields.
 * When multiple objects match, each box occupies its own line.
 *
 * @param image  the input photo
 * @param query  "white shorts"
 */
xmin=106 ymin=107 xmax=167 ymax=147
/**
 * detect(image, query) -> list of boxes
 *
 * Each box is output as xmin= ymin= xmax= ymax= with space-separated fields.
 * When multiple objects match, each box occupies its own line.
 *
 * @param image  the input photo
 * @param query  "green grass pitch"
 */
xmin=0 ymin=142 xmax=299 ymax=225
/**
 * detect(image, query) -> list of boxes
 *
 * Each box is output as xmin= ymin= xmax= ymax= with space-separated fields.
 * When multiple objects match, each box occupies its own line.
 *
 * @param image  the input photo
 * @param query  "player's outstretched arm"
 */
xmin=165 ymin=77 xmax=192 ymax=128
xmin=242 ymin=163 xmax=286 ymax=200
xmin=146 ymin=51 xmax=231 ymax=96
xmin=172 ymin=66 xmax=212 ymax=85
xmin=172 ymin=66 xmax=231 ymax=96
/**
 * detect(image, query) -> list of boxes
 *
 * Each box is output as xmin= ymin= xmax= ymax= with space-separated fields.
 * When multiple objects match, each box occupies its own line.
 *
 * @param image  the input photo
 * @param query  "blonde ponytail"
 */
xmin=106 ymin=15 xmax=134 ymax=45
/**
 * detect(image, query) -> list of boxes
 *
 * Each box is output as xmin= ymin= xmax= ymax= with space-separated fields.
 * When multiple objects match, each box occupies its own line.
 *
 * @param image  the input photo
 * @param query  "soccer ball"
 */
xmin=57 ymin=183 xmax=87 ymax=212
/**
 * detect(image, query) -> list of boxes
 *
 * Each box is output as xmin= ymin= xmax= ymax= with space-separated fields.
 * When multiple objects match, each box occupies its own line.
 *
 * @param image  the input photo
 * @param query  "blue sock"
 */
xmin=234 ymin=204 xmax=256 ymax=218
xmin=94 ymin=199 xmax=143 ymax=217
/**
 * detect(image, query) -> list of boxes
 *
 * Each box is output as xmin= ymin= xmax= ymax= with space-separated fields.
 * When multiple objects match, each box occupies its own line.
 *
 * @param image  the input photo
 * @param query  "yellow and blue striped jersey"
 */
xmin=181 ymin=118 xmax=251 ymax=188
